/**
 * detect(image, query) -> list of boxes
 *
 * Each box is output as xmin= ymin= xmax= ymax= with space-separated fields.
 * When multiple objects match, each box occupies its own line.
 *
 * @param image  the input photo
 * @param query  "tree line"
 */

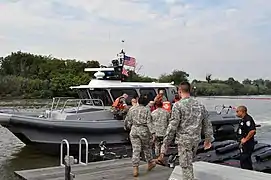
xmin=0 ymin=51 xmax=270 ymax=99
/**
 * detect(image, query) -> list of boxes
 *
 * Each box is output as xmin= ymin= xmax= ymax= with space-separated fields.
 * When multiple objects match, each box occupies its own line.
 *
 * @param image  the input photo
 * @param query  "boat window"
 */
xmin=110 ymin=89 xmax=138 ymax=106
xmin=89 ymin=89 xmax=112 ymax=106
xmin=139 ymin=88 xmax=156 ymax=102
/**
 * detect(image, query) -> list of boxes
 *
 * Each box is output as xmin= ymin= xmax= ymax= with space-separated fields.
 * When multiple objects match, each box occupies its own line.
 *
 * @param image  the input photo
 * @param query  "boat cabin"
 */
xmin=70 ymin=68 xmax=177 ymax=107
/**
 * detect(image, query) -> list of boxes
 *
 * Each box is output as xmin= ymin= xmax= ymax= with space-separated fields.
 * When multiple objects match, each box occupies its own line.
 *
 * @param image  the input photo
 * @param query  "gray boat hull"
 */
xmin=0 ymin=110 xmax=241 ymax=155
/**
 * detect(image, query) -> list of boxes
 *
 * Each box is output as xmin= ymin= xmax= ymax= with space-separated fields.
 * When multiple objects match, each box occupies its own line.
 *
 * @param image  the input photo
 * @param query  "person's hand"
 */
xmin=204 ymin=140 xmax=212 ymax=150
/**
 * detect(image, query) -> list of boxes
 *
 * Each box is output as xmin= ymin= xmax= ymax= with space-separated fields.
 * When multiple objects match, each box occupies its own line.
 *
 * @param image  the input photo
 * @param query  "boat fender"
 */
xmin=212 ymin=140 xmax=236 ymax=150
xmin=255 ymin=151 xmax=271 ymax=162
xmin=253 ymin=144 xmax=271 ymax=152
xmin=215 ymin=143 xmax=239 ymax=154
xmin=196 ymin=146 xmax=213 ymax=154
xmin=197 ymin=140 xmax=235 ymax=154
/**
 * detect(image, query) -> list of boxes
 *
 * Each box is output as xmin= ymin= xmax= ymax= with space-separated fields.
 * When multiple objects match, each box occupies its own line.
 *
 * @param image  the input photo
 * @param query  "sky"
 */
xmin=0 ymin=0 xmax=271 ymax=81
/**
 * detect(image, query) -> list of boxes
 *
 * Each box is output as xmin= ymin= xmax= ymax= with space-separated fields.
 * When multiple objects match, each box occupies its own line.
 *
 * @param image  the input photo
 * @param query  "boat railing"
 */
xmin=50 ymin=97 xmax=76 ymax=111
xmin=215 ymin=105 xmax=235 ymax=115
xmin=49 ymin=97 xmax=105 ymax=113
xmin=60 ymin=98 xmax=105 ymax=113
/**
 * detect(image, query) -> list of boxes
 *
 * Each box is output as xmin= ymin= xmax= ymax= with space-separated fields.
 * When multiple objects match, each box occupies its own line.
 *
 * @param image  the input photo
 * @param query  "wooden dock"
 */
xmin=170 ymin=161 xmax=271 ymax=180
xmin=15 ymin=158 xmax=271 ymax=180
xmin=14 ymin=158 xmax=172 ymax=180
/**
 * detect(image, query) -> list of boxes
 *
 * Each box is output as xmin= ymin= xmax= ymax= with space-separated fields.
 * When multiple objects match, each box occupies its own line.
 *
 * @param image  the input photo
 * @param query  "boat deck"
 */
xmin=14 ymin=158 xmax=271 ymax=180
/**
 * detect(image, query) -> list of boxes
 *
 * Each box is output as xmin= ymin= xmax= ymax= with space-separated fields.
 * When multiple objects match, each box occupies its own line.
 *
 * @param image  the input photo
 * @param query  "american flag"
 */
xmin=123 ymin=55 xmax=136 ymax=67
xmin=122 ymin=67 xmax=129 ymax=76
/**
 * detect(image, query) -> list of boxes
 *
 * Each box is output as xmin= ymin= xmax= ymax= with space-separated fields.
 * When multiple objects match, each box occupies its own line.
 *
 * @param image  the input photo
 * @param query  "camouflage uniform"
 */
xmin=161 ymin=97 xmax=213 ymax=180
xmin=151 ymin=108 xmax=170 ymax=156
xmin=124 ymin=105 xmax=154 ymax=167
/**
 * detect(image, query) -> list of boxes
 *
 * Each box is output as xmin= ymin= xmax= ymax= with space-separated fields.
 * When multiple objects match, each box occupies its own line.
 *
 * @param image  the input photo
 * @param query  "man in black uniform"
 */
xmin=236 ymin=105 xmax=256 ymax=170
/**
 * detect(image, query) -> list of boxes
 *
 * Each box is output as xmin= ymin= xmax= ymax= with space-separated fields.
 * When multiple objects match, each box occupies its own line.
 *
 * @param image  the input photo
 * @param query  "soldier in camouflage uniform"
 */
xmin=151 ymin=100 xmax=170 ymax=157
xmin=157 ymin=82 xmax=214 ymax=180
xmin=124 ymin=95 xmax=156 ymax=177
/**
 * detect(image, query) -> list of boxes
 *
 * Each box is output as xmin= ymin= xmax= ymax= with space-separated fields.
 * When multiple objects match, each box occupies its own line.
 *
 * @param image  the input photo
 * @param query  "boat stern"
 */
xmin=0 ymin=113 xmax=12 ymax=126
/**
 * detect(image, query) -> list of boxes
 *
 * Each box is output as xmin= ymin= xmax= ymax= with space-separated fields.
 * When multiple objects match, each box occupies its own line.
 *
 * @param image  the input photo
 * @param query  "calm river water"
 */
xmin=1 ymin=96 xmax=271 ymax=180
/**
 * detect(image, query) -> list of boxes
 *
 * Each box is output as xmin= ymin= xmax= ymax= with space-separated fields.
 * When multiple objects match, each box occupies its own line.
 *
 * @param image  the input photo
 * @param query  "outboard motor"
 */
xmin=168 ymin=154 xmax=178 ymax=168
xmin=99 ymin=141 xmax=107 ymax=157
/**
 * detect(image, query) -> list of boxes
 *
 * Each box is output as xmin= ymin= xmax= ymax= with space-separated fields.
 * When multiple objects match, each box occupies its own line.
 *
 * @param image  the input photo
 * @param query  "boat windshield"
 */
xmin=89 ymin=88 xmax=112 ymax=106
xmin=110 ymin=88 xmax=138 ymax=106
xmin=76 ymin=88 xmax=112 ymax=106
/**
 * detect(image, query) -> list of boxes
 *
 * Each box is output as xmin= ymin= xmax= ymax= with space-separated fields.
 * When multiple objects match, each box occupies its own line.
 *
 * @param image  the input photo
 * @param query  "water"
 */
xmin=1 ymin=97 xmax=271 ymax=180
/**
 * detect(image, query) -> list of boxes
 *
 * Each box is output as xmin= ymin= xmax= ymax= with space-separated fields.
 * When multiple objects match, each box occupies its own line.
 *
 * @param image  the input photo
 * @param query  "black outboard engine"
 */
xmin=168 ymin=154 xmax=178 ymax=168
xmin=99 ymin=141 xmax=107 ymax=157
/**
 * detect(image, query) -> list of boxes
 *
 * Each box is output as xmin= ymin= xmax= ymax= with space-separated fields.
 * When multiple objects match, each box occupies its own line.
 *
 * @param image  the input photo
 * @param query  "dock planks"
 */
xmin=169 ymin=161 xmax=271 ymax=180
xmin=15 ymin=158 xmax=172 ymax=180
xmin=15 ymin=159 xmax=271 ymax=180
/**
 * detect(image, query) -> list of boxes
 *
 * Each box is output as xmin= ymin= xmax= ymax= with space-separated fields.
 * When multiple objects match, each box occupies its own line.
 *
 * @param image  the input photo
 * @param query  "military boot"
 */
xmin=147 ymin=161 xmax=156 ymax=171
xmin=133 ymin=166 xmax=139 ymax=177
xmin=155 ymin=154 xmax=165 ymax=165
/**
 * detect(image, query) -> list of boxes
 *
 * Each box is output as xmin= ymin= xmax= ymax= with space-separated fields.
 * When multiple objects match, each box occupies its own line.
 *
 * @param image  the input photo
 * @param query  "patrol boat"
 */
xmin=0 ymin=49 xmax=241 ymax=155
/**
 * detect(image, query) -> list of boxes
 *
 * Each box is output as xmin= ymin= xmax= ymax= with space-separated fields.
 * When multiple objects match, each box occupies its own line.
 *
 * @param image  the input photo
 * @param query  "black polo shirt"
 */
xmin=237 ymin=114 xmax=256 ymax=144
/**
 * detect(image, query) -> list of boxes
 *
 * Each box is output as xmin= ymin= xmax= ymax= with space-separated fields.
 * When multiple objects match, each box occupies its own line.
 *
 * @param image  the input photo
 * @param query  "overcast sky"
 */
xmin=0 ymin=0 xmax=270 ymax=81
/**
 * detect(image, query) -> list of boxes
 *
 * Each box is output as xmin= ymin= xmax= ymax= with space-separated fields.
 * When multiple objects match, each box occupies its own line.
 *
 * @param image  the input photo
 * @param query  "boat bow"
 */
xmin=0 ymin=113 xmax=12 ymax=126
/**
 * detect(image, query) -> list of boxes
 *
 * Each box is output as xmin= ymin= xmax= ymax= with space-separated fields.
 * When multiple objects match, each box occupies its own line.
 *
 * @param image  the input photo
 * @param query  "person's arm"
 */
xmin=147 ymin=109 xmax=155 ymax=135
xmin=245 ymin=130 xmax=256 ymax=141
xmin=147 ymin=109 xmax=155 ymax=143
xmin=154 ymin=95 xmax=159 ymax=103
xmin=124 ymin=109 xmax=133 ymax=130
xmin=242 ymin=118 xmax=256 ymax=143
xmin=202 ymin=106 xmax=214 ymax=142
xmin=201 ymin=106 xmax=214 ymax=149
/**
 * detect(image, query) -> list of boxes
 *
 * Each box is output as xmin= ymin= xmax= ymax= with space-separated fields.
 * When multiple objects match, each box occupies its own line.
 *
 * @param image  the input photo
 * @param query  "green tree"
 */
xmin=159 ymin=70 xmax=189 ymax=85
xmin=242 ymin=78 xmax=252 ymax=85
xmin=206 ymin=74 xmax=212 ymax=83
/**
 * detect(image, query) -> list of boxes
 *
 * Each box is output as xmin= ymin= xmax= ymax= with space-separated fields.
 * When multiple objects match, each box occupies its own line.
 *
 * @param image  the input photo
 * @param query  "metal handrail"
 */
xmin=61 ymin=99 xmax=105 ymax=113
xmin=51 ymin=97 xmax=76 ymax=110
xmin=215 ymin=104 xmax=234 ymax=115
xmin=79 ymin=138 xmax=89 ymax=165
xmin=60 ymin=139 xmax=70 ymax=167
